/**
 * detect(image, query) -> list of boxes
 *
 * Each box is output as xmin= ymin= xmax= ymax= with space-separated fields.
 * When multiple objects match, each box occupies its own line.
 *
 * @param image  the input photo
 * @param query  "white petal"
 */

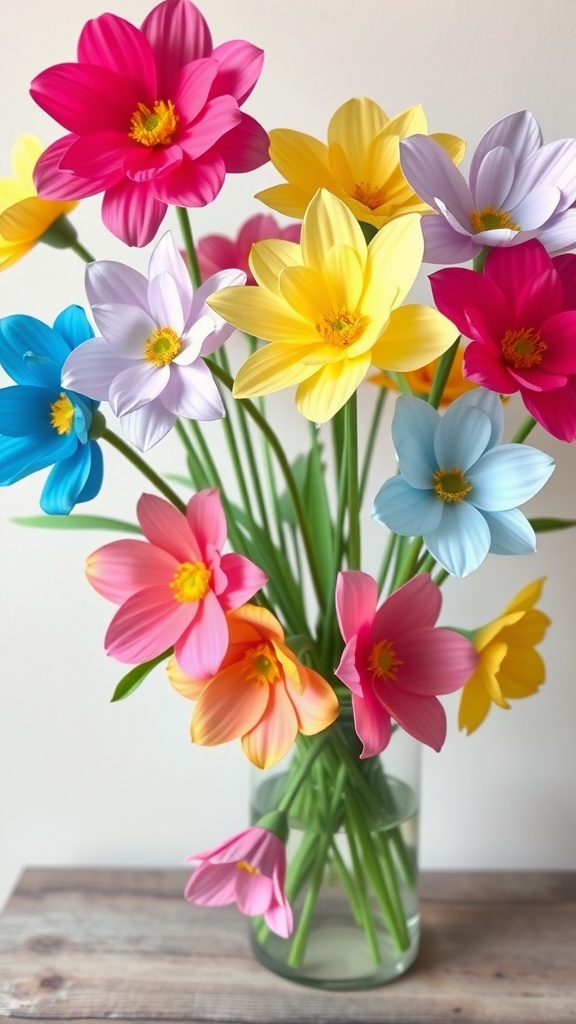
xmin=148 ymin=232 xmax=193 ymax=307
xmin=177 ymin=315 xmax=218 ymax=365
xmin=147 ymin=271 xmax=185 ymax=336
xmin=91 ymin=303 xmax=156 ymax=358
xmin=109 ymin=362 xmax=169 ymax=417
xmin=120 ymin=401 xmax=176 ymax=452
xmin=61 ymin=338 xmax=134 ymax=401
xmin=473 ymin=146 xmax=516 ymax=209
xmin=161 ymin=362 xmax=224 ymax=420
xmin=86 ymin=261 xmax=149 ymax=308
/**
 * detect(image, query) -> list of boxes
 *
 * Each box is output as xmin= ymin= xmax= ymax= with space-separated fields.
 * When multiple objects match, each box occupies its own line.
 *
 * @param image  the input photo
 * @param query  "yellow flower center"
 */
xmin=367 ymin=639 xmax=403 ymax=682
xmin=170 ymin=562 xmax=212 ymax=603
xmin=49 ymin=393 xmax=75 ymax=435
xmin=469 ymin=206 xmax=520 ymax=233
xmin=501 ymin=327 xmax=547 ymax=369
xmin=129 ymin=100 xmax=178 ymax=147
xmin=433 ymin=467 xmax=472 ymax=503
xmin=353 ymin=181 xmax=388 ymax=211
xmin=144 ymin=326 xmax=182 ymax=366
xmin=243 ymin=642 xmax=282 ymax=685
xmin=315 ymin=308 xmax=369 ymax=348
xmin=236 ymin=860 xmax=260 ymax=875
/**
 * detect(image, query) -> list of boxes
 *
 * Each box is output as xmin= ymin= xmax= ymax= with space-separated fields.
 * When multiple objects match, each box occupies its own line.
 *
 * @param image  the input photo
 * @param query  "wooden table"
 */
xmin=0 ymin=868 xmax=574 ymax=1023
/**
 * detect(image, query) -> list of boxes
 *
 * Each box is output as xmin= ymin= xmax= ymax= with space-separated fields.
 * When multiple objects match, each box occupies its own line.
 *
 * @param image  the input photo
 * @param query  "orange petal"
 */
xmin=191 ymin=664 xmax=268 ymax=746
xmin=287 ymin=667 xmax=339 ymax=736
xmin=166 ymin=654 xmax=205 ymax=700
xmin=241 ymin=683 xmax=298 ymax=769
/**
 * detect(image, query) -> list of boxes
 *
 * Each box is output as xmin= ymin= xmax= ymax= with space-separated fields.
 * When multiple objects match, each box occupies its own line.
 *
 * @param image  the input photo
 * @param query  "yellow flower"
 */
xmin=371 ymin=347 xmax=476 ymax=404
xmin=458 ymin=578 xmax=550 ymax=735
xmin=0 ymin=135 xmax=78 ymax=270
xmin=255 ymin=98 xmax=465 ymax=230
xmin=208 ymin=189 xmax=459 ymax=423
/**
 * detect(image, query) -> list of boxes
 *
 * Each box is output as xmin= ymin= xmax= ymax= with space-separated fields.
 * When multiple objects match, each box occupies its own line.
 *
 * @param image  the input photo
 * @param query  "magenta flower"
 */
xmin=30 ymin=0 xmax=269 ymax=246
xmin=196 ymin=214 xmax=300 ymax=285
xmin=85 ymin=489 xmax=268 ymax=678
xmin=400 ymin=110 xmax=576 ymax=263
xmin=430 ymin=240 xmax=576 ymax=440
xmin=185 ymin=825 xmax=293 ymax=937
xmin=62 ymin=232 xmax=243 ymax=452
xmin=335 ymin=572 xmax=478 ymax=755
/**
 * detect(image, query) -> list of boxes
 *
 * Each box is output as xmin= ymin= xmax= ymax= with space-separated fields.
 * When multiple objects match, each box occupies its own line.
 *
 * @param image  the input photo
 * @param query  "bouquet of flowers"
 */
xmin=1 ymin=0 xmax=571 ymax=990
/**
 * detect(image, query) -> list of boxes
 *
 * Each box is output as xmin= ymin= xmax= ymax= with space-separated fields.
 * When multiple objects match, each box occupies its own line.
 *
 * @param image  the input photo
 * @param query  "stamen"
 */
xmin=237 ymin=860 xmax=260 ymax=875
xmin=501 ymin=327 xmax=546 ymax=369
xmin=170 ymin=562 xmax=211 ymax=603
xmin=129 ymin=100 xmax=178 ymax=147
xmin=144 ymin=326 xmax=182 ymax=366
xmin=469 ymin=206 xmax=520 ymax=234
xmin=315 ymin=308 xmax=369 ymax=347
xmin=433 ymin=467 xmax=472 ymax=503
xmin=49 ymin=393 xmax=75 ymax=435
xmin=353 ymin=181 xmax=388 ymax=211
xmin=367 ymin=639 xmax=403 ymax=682
xmin=243 ymin=643 xmax=282 ymax=685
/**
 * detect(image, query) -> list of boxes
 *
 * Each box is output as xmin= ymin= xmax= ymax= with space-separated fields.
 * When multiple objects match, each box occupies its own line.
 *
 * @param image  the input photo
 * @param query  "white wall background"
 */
xmin=1 ymin=0 xmax=576 ymax=911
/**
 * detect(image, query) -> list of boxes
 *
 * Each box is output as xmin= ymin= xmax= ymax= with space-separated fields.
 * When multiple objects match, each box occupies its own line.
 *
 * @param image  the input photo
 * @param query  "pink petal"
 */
xmin=105 ymin=585 xmax=193 ymax=663
xmin=236 ymin=871 xmax=274 ymax=916
xmin=196 ymin=234 xmax=238 ymax=279
xmin=109 ymin=362 xmax=169 ymax=418
xmin=394 ymin=628 xmax=477 ymax=695
xmin=463 ymin=342 xmax=518 ymax=394
xmin=516 ymin=268 xmax=563 ymax=327
xmin=335 ymin=637 xmax=362 ymax=696
xmin=149 ymin=151 xmax=226 ymax=207
xmin=484 ymin=238 xmax=551 ymax=291
xmin=179 ymin=96 xmax=241 ymax=160
xmin=185 ymin=862 xmax=238 ymax=906
xmin=219 ymin=553 xmax=268 ymax=609
xmin=120 ymin=401 xmax=177 ymax=451
xmin=56 ymin=132 xmax=132 ymax=188
xmin=429 ymin=267 xmax=508 ymax=340
xmin=335 ymin=570 xmax=378 ymax=643
xmin=351 ymin=687 xmax=392 ymax=759
xmin=265 ymin=896 xmax=293 ymax=939
xmin=173 ymin=58 xmax=219 ymax=124
xmin=61 ymin=338 xmax=134 ymax=402
xmin=187 ymin=826 xmax=271 ymax=865
xmin=242 ymin=684 xmax=299 ymax=769
xmin=553 ymin=253 xmax=576 ymax=306
xmin=34 ymin=137 xmax=103 ymax=200
xmin=523 ymin=380 xmax=576 ymax=441
xmin=175 ymin=589 xmax=228 ymax=678
xmin=379 ymin=687 xmax=447 ymax=751
xmin=137 ymin=492 xmax=198 ymax=561
xmin=85 ymin=538 xmax=178 ymax=603
xmin=186 ymin=489 xmax=226 ymax=554
xmin=124 ymin=144 xmax=184 ymax=183
xmin=30 ymin=64 xmax=137 ymax=135
xmin=371 ymin=574 xmax=441 ymax=643
xmin=142 ymin=0 xmax=213 ymax=96
xmin=215 ymin=114 xmax=270 ymax=172
xmin=211 ymin=40 xmax=264 ymax=105
xmin=78 ymin=13 xmax=157 ymax=97
xmin=102 ymin=179 xmax=167 ymax=246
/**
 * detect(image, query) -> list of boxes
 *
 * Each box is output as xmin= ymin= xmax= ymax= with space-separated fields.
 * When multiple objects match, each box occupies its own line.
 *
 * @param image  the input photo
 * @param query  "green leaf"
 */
xmin=277 ymin=454 xmax=308 ymax=528
xmin=12 ymin=514 xmax=141 ymax=534
xmin=303 ymin=438 xmax=334 ymax=605
xmin=529 ymin=517 xmax=576 ymax=533
xmin=111 ymin=650 xmax=171 ymax=702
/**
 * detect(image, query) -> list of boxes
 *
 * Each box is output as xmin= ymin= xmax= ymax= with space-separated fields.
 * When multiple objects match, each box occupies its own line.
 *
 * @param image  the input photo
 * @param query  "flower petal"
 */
xmin=468 ymin=444 xmax=554 ymax=510
xmin=242 ymin=683 xmax=299 ymax=769
xmin=371 ymin=305 xmax=458 ymax=373
xmin=371 ymin=573 xmax=441 ymax=640
xmin=104 ymin=585 xmax=192 ymax=663
xmin=219 ymin=553 xmax=268 ymax=610
xmin=351 ymin=687 xmax=392 ymax=758
xmin=175 ymin=589 xmax=228 ymax=678
xmin=160 ymin=361 xmax=224 ymax=420
xmin=379 ymin=686 xmax=446 ymax=751
xmin=483 ymin=508 xmax=537 ymax=555
xmin=120 ymin=401 xmax=176 ymax=451
xmin=191 ymin=663 xmax=268 ymax=746
xmin=62 ymin=338 xmax=134 ymax=401
xmin=336 ymin=570 xmax=378 ymax=642
xmin=424 ymin=501 xmax=491 ymax=577
xmin=296 ymin=353 xmax=371 ymax=422
xmin=109 ymin=362 xmax=169 ymax=417
xmin=85 ymin=538 xmax=177 ymax=603
xmin=372 ymin=475 xmax=443 ymax=536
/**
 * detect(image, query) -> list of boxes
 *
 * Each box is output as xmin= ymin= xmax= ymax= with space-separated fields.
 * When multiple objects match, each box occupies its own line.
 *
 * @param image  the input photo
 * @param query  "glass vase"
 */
xmin=249 ymin=710 xmax=421 ymax=990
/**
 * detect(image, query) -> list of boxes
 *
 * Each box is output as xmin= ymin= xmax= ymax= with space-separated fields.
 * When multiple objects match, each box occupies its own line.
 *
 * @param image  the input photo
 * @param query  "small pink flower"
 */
xmin=86 ymin=489 xmax=268 ymax=678
xmin=30 ymin=0 xmax=269 ymax=246
xmin=185 ymin=825 xmax=293 ymax=938
xmin=335 ymin=571 xmax=478 ymax=756
xmin=196 ymin=214 xmax=300 ymax=285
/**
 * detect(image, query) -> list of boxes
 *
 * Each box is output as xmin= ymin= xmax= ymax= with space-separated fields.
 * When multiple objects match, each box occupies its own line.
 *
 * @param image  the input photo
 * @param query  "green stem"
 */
xmin=176 ymin=206 xmax=201 ymax=287
xmin=427 ymin=336 xmax=461 ymax=410
xmin=345 ymin=393 xmax=360 ymax=570
xmin=69 ymin=238 xmax=96 ymax=263
xmin=377 ymin=531 xmax=399 ymax=595
xmin=391 ymin=535 xmax=423 ymax=590
xmin=277 ymin=733 xmax=332 ymax=814
xmin=102 ymin=429 xmax=185 ymax=512
xmin=511 ymin=415 xmax=537 ymax=443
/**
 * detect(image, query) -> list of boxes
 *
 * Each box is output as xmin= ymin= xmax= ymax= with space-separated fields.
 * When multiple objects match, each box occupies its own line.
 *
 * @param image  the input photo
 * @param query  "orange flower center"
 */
xmin=433 ymin=467 xmax=472 ymax=503
xmin=501 ymin=327 xmax=547 ymax=369
xmin=49 ymin=393 xmax=75 ymax=435
xmin=243 ymin=642 xmax=282 ymax=685
xmin=129 ymin=100 xmax=178 ymax=147
xmin=170 ymin=562 xmax=211 ymax=603
xmin=353 ymin=181 xmax=388 ymax=211
xmin=469 ymin=206 xmax=520 ymax=234
xmin=367 ymin=639 xmax=403 ymax=682
xmin=315 ymin=307 xmax=369 ymax=347
xmin=144 ymin=326 xmax=182 ymax=366
xmin=236 ymin=860 xmax=260 ymax=875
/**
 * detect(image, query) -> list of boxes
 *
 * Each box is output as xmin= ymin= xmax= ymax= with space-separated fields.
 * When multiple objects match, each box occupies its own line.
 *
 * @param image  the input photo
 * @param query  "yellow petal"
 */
xmin=363 ymin=214 xmax=422 ymax=318
xmin=272 ymin=641 xmax=302 ymax=692
xmin=475 ymin=611 xmax=524 ymax=651
xmin=327 ymin=98 xmax=388 ymax=178
xmin=381 ymin=104 xmax=428 ymax=141
xmin=458 ymin=676 xmax=493 ymax=734
xmin=295 ymin=352 xmax=371 ymax=422
xmin=0 ymin=197 xmax=59 ymax=242
xmin=11 ymin=134 xmax=43 ymax=186
xmin=322 ymin=244 xmax=365 ymax=310
xmin=268 ymin=127 xmax=335 ymax=197
xmin=233 ymin=342 xmax=320 ymax=399
xmin=255 ymin=182 xmax=312 ymax=219
xmin=208 ymin=286 xmax=313 ymax=343
xmin=241 ymin=683 xmax=299 ymax=769
xmin=0 ymin=240 xmax=31 ymax=269
xmin=501 ymin=609 xmax=550 ymax=647
xmin=302 ymin=189 xmax=367 ymax=275
xmin=0 ymin=178 xmax=28 ymax=210
xmin=371 ymin=304 xmax=458 ymax=372
xmin=430 ymin=132 xmax=466 ymax=167
xmin=477 ymin=641 xmax=510 ymax=707
xmin=278 ymin=264 xmax=333 ymax=322
xmin=249 ymin=238 xmax=303 ymax=294
xmin=498 ymin=649 xmax=545 ymax=698
xmin=504 ymin=577 xmax=546 ymax=615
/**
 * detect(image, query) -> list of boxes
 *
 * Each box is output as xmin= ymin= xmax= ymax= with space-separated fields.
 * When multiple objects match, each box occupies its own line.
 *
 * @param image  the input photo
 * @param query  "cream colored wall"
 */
xmin=1 ymin=0 xmax=576 ymax=910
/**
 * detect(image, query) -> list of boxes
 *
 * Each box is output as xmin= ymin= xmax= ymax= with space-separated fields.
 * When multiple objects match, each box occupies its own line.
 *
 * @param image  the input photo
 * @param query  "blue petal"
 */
xmin=53 ymin=305 xmax=94 ymax=350
xmin=0 ymin=315 xmax=70 ymax=384
xmin=0 ymin=431 xmax=76 ymax=484
xmin=372 ymin=475 xmax=443 ymax=536
xmin=22 ymin=352 xmax=62 ymax=390
xmin=452 ymin=388 xmax=504 ymax=449
xmin=468 ymin=444 xmax=555 ymax=511
xmin=424 ymin=502 xmax=491 ymax=578
xmin=0 ymin=386 xmax=58 ymax=438
xmin=434 ymin=406 xmax=492 ymax=472
xmin=391 ymin=396 xmax=439 ymax=470
xmin=396 ymin=438 xmax=436 ymax=488
xmin=40 ymin=444 xmax=92 ymax=515
xmin=76 ymin=441 xmax=103 ymax=504
xmin=484 ymin=509 xmax=537 ymax=555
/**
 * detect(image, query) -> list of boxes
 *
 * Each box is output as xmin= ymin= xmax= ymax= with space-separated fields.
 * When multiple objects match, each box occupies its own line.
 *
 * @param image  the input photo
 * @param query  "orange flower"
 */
xmin=371 ymin=346 xmax=476 ymax=404
xmin=168 ymin=604 xmax=339 ymax=769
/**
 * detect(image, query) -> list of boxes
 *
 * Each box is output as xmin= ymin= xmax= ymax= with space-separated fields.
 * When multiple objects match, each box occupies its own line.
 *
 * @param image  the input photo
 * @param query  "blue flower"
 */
xmin=0 ymin=305 xmax=103 ymax=514
xmin=372 ymin=389 xmax=555 ymax=578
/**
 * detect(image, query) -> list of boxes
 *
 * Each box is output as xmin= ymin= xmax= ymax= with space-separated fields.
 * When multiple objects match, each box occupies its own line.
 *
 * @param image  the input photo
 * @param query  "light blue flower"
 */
xmin=372 ymin=389 xmax=554 ymax=577
xmin=0 ymin=305 xmax=103 ymax=514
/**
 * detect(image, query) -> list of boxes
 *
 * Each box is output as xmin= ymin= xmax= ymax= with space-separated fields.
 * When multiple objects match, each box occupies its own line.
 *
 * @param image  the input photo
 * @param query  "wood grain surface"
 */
xmin=0 ymin=868 xmax=574 ymax=1023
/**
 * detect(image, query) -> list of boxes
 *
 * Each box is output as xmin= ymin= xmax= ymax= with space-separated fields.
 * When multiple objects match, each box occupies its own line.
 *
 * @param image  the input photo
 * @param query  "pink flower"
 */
xmin=430 ymin=240 xmax=576 ymax=441
xmin=185 ymin=825 xmax=293 ymax=938
xmin=30 ymin=0 xmax=269 ymax=246
xmin=196 ymin=214 xmax=300 ymax=285
xmin=85 ymin=489 xmax=268 ymax=677
xmin=335 ymin=572 xmax=478 ymax=756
